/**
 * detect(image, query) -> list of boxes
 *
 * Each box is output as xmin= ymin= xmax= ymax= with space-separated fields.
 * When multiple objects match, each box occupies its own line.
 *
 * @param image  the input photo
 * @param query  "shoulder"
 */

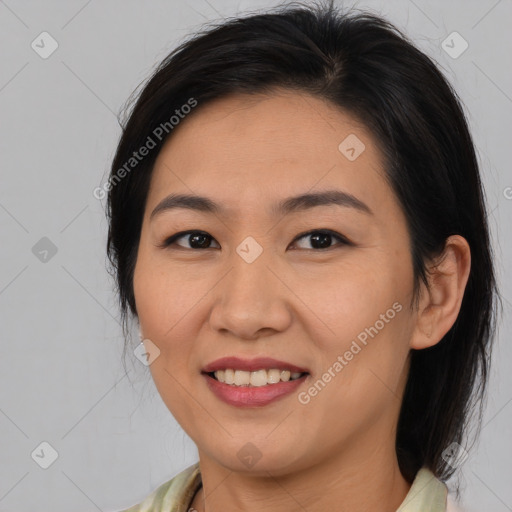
xmin=117 ymin=463 xmax=201 ymax=512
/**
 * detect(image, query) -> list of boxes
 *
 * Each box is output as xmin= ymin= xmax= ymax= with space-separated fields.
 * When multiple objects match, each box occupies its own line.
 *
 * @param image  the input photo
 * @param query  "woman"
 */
xmin=106 ymin=1 xmax=498 ymax=510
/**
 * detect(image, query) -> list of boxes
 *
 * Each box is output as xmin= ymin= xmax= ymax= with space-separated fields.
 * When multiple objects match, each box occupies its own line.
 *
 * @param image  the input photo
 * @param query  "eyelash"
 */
xmin=158 ymin=229 xmax=352 ymax=251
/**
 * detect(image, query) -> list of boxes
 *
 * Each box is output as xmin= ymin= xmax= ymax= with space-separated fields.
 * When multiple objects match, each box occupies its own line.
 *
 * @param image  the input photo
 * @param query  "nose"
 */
xmin=208 ymin=254 xmax=293 ymax=340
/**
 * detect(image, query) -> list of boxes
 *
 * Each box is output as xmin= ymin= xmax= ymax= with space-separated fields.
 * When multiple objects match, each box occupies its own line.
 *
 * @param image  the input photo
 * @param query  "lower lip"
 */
xmin=203 ymin=373 xmax=308 ymax=407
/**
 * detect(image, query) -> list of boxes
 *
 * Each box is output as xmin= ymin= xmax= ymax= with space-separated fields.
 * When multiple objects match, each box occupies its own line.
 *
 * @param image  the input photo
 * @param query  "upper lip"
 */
xmin=202 ymin=357 xmax=309 ymax=374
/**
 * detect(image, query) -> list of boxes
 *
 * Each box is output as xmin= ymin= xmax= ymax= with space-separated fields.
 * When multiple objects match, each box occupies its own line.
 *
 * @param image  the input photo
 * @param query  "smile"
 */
xmin=203 ymin=371 xmax=309 ymax=407
xmin=210 ymin=369 xmax=306 ymax=386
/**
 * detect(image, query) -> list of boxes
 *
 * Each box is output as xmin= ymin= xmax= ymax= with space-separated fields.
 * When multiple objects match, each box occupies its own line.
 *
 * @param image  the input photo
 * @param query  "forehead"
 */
xmin=148 ymin=90 xmax=390 ymax=215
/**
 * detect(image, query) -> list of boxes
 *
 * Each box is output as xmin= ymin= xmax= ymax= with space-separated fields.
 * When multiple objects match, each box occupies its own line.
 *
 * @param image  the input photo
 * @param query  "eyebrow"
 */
xmin=150 ymin=189 xmax=373 ymax=221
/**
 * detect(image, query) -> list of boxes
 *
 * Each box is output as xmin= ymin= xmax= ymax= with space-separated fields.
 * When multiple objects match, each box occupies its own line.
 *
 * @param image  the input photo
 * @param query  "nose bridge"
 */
xmin=224 ymin=250 xmax=274 ymax=315
xmin=225 ymin=233 xmax=274 ymax=302
xmin=209 ymin=245 xmax=291 ymax=338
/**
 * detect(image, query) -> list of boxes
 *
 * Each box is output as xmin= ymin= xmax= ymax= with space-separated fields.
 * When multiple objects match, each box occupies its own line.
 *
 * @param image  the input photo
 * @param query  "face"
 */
xmin=133 ymin=90 xmax=418 ymax=476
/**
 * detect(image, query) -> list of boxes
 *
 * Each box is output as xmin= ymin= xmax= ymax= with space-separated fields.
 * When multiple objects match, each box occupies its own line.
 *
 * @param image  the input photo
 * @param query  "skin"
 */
xmin=133 ymin=89 xmax=471 ymax=512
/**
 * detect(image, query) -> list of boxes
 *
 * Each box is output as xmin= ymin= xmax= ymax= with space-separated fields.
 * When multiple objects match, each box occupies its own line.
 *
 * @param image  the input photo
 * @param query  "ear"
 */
xmin=410 ymin=235 xmax=471 ymax=350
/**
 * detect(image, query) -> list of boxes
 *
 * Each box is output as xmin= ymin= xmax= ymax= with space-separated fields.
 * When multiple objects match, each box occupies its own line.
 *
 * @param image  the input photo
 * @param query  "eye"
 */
xmin=160 ymin=230 xmax=220 ymax=250
xmin=290 ymin=229 xmax=351 ymax=250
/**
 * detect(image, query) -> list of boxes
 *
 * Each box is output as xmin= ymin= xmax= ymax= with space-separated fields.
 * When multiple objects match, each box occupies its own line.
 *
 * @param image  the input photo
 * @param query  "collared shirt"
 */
xmin=119 ymin=463 xmax=449 ymax=512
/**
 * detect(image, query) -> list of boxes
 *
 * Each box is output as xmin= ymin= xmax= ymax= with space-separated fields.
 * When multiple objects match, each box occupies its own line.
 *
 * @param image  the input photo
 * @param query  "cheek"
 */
xmin=297 ymin=253 xmax=413 ymax=395
xmin=294 ymin=256 xmax=400 ymax=341
xmin=134 ymin=254 xmax=203 ymax=421
xmin=133 ymin=248 xmax=217 ymax=390
xmin=134 ymin=248 xmax=198 ymax=339
xmin=296 ymin=302 xmax=412 ymax=444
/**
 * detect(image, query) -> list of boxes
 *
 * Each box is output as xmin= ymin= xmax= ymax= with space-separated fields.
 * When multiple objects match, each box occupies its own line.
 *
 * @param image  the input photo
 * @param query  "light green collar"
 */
xmin=397 ymin=467 xmax=448 ymax=511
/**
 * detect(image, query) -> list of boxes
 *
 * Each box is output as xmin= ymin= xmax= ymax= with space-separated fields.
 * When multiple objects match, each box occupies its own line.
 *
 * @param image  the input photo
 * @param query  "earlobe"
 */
xmin=410 ymin=235 xmax=471 ymax=350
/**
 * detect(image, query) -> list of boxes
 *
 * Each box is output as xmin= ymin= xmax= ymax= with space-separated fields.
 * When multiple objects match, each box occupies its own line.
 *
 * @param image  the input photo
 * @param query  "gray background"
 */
xmin=0 ymin=0 xmax=510 ymax=511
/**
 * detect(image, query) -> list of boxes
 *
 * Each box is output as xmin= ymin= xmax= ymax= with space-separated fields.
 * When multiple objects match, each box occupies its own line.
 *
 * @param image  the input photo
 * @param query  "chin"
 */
xmin=206 ymin=441 xmax=307 ymax=476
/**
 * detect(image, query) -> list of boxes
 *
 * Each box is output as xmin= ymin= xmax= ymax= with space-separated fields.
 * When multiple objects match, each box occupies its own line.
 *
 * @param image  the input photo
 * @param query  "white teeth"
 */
xmin=224 ymin=369 xmax=235 ymax=385
xmin=267 ymin=369 xmax=281 ymax=383
xmin=234 ymin=370 xmax=250 ymax=386
xmin=213 ymin=368 xmax=305 ymax=386
xmin=250 ymin=369 xmax=268 ymax=387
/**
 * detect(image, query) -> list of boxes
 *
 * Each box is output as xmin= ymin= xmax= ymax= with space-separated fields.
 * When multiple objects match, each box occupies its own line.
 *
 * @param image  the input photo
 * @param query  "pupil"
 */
xmin=311 ymin=233 xmax=331 ymax=249
xmin=190 ymin=233 xmax=210 ymax=248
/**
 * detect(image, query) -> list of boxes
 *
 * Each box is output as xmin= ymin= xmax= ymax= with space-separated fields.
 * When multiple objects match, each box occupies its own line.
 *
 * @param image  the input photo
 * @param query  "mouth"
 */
xmin=201 ymin=356 xmax=310 ymax=387
xmin=201 ymin=356 xmax=309 ymax=406
xmin=204 ymin=368 xmax=309 ymax=387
